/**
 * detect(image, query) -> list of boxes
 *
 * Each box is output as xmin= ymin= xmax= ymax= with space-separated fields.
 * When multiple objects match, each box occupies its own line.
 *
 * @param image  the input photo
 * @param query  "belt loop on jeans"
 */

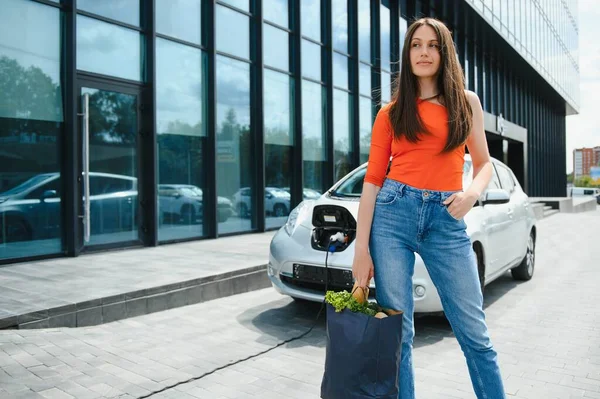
xmin=397 ymin=183 xmax=405 ymax=197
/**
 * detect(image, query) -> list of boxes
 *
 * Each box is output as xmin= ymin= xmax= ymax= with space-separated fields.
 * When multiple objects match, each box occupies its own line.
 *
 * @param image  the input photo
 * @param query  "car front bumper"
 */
xmin=268 ymin=227 xmax=444 ymax=313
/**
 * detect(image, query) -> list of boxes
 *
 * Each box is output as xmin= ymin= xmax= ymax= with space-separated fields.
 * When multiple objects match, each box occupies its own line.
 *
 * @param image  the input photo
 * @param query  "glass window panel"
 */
xmin=333 ymin=52 xmax=348 ymax=89
xmin=77 ymin=15 xmax=142 ymax=81
xmin=156 ymin=0 xmax=201 ymax=45
xmin=263 ymin=0 xmax=288 ymax=28
xmin=264 ymin=24 xmax=289 ymax=71
xmin=358 ymin=0 xmax=371 ymax=62
xmin=332 ymin=0 xmax=348 ymax=53
xmin=216 ymin=56 xmax=253 ymax=234
xmin=302 ymin=80 xmax=326 ymax=193
xmin=220 ymin=0 xmax=248 ymax=12
xmin=0 ymin=0 xmax=63 ymax=260
xmin=77 ymin=0 xmax=139 ymax=26
xmin=380 ymin=3 xmax=391 ymax=70
xmin=301 ymin=0 xmax=321 ymax=42
xmin=359 ymin=97 xmax=372 ymax=164
xmin=333 ymin=89 xmax=352 ymax=182
xmin=264 ymin=70 xmax=293 ymax=229
xmin=216 ymin=5 xmax=249 ymax=59
xmin=400 ymin=17 xmax=408 ymax=61
xmin=302 ymin=39 xmax=321 ymax=81
xmin=381 ymin=70 xmax=392 ymax=103
xmin=156 ymin=39 xmax=208 ymax=241
xmin=359 ymin=63 xmax=371 ymax=97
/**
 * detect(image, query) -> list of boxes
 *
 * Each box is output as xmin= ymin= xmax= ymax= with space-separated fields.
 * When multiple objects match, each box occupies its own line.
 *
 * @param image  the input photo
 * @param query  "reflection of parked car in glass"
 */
xmin=0 ymin=172 xmax=137 ymax=244
xmin=232 ymin=187 xmax=291 ymax=218
xmin=269 ymin=155 xmax=537 ymax=313
xmin=569 ymin=186 xmax=600 ymax=198
xmin=158 ymin=184 xmax=233 ymax=224
xmin=281 ymin=187 xmax=322 ymax=200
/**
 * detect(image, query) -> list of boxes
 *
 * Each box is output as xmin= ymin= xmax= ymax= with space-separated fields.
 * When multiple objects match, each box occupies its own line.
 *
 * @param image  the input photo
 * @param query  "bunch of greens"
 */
xmin=325 ymin=290 xmax=379 ymax=317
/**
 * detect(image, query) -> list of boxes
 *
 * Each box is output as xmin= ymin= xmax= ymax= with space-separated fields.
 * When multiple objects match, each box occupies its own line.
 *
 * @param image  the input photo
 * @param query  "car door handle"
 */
xmin=507 ymin=209 xmax=514 ymax=217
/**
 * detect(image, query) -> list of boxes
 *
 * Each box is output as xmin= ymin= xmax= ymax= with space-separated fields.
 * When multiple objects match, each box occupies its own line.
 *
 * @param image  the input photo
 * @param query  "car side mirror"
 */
xmin=41 ymin=189 xmax=57 ymax=200
xmin=266 ymin=193 xmax=273 ymax=199
xmin=482 ymin=189 xmax=510 ymax=206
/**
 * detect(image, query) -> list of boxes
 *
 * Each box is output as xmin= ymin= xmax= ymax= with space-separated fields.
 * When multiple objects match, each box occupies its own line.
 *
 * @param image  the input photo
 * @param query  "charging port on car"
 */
xmin=311 ymin=204 xmax=357 ymax=252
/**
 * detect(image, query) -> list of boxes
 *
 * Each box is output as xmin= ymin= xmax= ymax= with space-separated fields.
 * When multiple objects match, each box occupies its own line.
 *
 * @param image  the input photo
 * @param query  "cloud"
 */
xmin=565 ymin=0 xmax=600 ymax=173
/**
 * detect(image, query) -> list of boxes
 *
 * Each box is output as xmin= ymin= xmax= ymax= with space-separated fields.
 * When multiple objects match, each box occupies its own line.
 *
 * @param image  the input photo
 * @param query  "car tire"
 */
xmin=511 ymin=231 xmax=535 ymax=281
xmin=273 ymin=203 xmax=288 ymax=217
xmin=180 ymin=205 xmax=196 ymax=224
xmin=474 ymin=244 xmax=485 ymax=295
xmin=0 ymin=217 xmax=32 ymax=244
xmin=238 ymin=203 xmax=249 ymax=219
xmin=217 ymin=212 xmax=229 ymax=223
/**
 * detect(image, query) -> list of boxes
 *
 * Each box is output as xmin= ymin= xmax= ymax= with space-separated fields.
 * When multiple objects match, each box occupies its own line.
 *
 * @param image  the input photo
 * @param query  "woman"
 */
xmin=352 ymin=18 xmax=505 ymax=399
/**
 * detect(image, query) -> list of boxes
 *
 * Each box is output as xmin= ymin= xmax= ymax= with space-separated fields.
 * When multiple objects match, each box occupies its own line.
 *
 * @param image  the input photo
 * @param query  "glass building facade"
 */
xmin=0 ymin=0 xmax=579 ymax=265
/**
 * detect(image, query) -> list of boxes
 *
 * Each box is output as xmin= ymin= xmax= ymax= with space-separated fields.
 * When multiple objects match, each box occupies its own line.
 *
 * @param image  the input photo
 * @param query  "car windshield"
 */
xmin=330 ymin=160 xmax=472 ymax=198
xmin=0 ymin=174 xmax=54 ymax=197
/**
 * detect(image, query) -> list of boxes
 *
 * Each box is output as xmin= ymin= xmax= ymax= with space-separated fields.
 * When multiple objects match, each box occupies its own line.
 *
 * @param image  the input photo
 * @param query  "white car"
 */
xmin=268 ymin=155 xmax=537 ymax=313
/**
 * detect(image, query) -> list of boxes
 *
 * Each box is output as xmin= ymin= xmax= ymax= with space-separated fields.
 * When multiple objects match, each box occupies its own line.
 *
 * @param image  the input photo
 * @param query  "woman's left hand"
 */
xmin=443 ymin=191 xmax=479 ymax=220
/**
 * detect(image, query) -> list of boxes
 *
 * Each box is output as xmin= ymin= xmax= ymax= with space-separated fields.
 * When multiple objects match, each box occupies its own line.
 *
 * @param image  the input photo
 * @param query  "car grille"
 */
xmin=281 ymin=264 xmax=376 ymax=297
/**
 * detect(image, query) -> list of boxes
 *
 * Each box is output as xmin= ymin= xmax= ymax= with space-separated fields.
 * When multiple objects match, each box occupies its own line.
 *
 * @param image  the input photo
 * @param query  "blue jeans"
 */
xmin=369 ymin=179 xmax=505 ymax=399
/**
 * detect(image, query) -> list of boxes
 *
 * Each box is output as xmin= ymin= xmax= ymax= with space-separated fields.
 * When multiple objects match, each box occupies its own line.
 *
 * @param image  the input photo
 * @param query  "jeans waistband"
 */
xmin=382 ymin=178 xmax=461 ymax=202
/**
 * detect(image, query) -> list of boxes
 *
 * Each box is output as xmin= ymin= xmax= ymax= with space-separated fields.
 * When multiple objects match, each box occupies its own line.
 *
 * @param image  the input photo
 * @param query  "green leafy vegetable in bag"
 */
xmin=325 ymin=290 xmax=379 ymax=317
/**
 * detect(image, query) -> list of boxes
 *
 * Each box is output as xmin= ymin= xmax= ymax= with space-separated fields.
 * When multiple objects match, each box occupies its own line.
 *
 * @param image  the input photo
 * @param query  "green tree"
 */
xmin=0 ymin=56 xmax=62 ymax=121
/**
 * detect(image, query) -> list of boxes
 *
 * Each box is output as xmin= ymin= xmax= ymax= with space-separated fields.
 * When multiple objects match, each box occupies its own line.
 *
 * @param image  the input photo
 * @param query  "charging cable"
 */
xmin=137 ymin=233 xmax=342 ymax=398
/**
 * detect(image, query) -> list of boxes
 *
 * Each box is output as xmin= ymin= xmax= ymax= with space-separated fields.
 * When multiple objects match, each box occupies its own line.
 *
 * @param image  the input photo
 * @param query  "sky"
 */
xmin=565 ymin=0 xmax=600 ymax=173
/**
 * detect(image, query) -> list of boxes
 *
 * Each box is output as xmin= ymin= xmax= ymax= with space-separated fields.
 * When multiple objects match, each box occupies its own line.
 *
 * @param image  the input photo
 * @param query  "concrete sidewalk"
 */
xmin=0 ymin=232 xmax=276 ymax=330
xmin=0 ymin=210 xmax=600 ymax=398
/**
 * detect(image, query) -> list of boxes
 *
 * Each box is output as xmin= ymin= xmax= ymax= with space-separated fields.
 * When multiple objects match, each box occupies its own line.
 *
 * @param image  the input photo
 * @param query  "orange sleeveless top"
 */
xmin=364 ymin=100 xmax=465 ymax=191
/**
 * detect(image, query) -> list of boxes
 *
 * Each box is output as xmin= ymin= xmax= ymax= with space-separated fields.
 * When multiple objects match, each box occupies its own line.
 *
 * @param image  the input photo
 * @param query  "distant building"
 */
xmin=573 ymin=147 xmax=600 ymax=178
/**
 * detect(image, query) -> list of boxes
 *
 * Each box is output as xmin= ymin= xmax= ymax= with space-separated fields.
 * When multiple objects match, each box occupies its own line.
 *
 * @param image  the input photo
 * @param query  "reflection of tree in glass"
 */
xmin=0 ymin=56 xmax=62 ymax=122
xmin=88 ymin=90 xmax=136 ymax=144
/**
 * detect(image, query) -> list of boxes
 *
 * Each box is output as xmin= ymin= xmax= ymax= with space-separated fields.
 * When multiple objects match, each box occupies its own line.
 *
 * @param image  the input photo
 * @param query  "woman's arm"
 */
xmin=443 ymin=91 xmax=493 ymax=218
xmin=353 ymin=108 xmax=392 ymax=287
xmin=354 ymin=182 xmax=380 ymax=254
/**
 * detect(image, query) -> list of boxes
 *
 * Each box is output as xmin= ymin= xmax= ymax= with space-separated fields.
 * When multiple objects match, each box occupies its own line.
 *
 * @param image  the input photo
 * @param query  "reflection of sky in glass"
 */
xmin=301 ymin=0 xmax=320 ymax=41
xmin=264 ymin=70 xmax=292 ymax=146
xmin=333 ymin=53 xmax=348 ymax=89
xmin=380 ymin=4 xmax=391 ymax=70
xmin=156 ymin=38 xmax=203 ymax=136
xmin=400 ymin=17 xmax=408 ymax=68
xmin=77 ymin=16 xmax=141 ymax=81
xmin=381 ymin=71 xmax=392 ymax=103
xmin=78 ymin=0 xmax=139 ymax=26
xmin=263 ymin=0 xmax=288 ymax=28
xmin=359 ymin=96 xmax=372 ymax=162
xmin=216 ymin=56 xmax=250 ymax=130
xmin=359 ymin=63 xmax=371 ymax=97
xmin=333 ymin=89 xmax=351 ymax=152
xmin=217 ymin=5 xmax=249 ymax=59
xmin=302 ymin=40 xmax=321 ymax=81
xmin=264 ymin=24 xmax=288 ymax=71
xmin=0 ymin=0 xmax=62 ymax=121
xmin=358 ymin=1 xmax=371 ymax=62
xmin=156 ymin=0 xmax=201 ymax=45
xmin=220 ymin=0 xmax=248 ymax=12
xmin=332 ymin=0 xmax=348 ymax=52
xmin=302 ymin=80 xmax=325 ymax=160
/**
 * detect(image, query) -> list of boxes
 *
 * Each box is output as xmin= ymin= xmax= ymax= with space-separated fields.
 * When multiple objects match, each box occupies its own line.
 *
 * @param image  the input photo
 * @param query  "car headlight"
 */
xmin=284 ymin=200 xmax=314 ymax=236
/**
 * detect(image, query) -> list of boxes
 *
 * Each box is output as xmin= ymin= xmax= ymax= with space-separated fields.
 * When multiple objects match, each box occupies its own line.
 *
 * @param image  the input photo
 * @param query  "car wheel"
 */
xmin=217 ymin=212 xmax=229 ymax=223
xmin=511 ymin=231 xmax=535 ymax=281
xmin=273 ymin=204 xmax=288 ymax=217
xmin=0 ymin=217 xmax=32 ymax=244
xmin=180 ymin=205 xmax=196 ymax=224
xmin=238 ymin=203 xmax=249 ymax=219
xmin=474 ymin=244 xmax=485 ymax=295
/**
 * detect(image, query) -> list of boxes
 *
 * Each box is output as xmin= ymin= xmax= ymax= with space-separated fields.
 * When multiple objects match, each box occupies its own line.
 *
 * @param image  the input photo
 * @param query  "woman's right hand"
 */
xmin=352 ymin=249 xmax=374 ymax=288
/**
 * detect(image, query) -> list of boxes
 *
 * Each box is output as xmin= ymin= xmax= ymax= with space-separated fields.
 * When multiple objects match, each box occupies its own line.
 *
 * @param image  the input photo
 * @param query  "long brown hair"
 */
xmin=389 ymin=18 xmax=472 ymax=153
